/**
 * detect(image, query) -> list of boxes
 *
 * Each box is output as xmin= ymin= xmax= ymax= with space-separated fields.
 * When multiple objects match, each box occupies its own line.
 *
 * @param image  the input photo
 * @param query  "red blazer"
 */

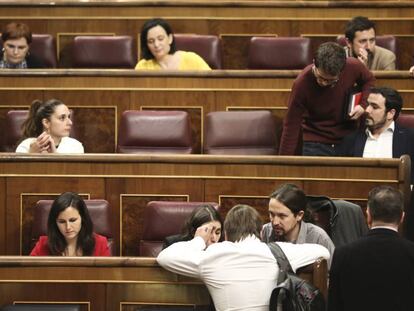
xmin=30 ymin=233 xmax=110 ymax=256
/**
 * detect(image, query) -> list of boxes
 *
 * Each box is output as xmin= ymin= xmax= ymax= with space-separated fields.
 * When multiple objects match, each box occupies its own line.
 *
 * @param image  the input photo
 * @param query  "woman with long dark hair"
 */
xmin=30 ymin=192 xmax=109 ymax=256
xmin=163 ymin=204 xmax=223 ymax=249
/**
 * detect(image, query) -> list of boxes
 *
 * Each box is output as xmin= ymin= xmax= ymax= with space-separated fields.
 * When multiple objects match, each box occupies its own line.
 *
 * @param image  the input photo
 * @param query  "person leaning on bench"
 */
xmin=157 ymin=204 xmax=329 ymax=311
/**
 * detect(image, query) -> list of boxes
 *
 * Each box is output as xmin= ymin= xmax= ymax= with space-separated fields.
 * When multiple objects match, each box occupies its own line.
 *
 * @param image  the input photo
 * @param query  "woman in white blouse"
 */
xmin=16 ymin=99 xmax=84 ymax=153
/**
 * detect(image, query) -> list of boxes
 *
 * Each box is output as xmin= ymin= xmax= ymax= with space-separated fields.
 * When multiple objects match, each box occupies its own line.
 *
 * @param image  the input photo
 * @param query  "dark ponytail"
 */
xmin=21 ymin=99 xmax=64 ymax=138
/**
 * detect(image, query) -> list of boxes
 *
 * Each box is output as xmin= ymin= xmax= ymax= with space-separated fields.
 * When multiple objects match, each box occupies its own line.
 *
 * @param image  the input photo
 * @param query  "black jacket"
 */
xmin=328 ymin=228 xmax=414 ymax=311
xmin=336 ymin=123 xmax=414 ymax=182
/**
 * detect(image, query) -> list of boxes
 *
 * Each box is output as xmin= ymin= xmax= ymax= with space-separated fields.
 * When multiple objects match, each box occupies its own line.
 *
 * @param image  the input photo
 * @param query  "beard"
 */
xmin=366 ymin=114 xmax=387 ymax=133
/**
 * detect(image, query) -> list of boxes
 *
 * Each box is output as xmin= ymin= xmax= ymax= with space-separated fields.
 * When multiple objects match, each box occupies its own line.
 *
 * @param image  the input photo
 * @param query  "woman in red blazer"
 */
xmin=30 ymin=192 xmax=110 ymax=256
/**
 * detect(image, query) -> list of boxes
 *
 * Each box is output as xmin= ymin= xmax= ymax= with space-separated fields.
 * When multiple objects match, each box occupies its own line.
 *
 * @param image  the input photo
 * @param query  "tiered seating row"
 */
xmin=0 ymin=71 xmax=413 ymax=153
xmin=0 ymin=153 xmax=410 ymax=257
xmin=2 ymin=30 xmax=414 ymax=69
xmin=4 ymin=1 xmax=414 ymax=68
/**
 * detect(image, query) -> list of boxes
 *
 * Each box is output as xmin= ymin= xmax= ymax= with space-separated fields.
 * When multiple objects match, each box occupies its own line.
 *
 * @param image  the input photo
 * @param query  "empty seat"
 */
xmin=204 ymin=110 xmax=278 ymax=155
xmin=2 ymin=110 xmax=28 ymax=152
xmin=139 ymin=201 xmax=219 ymax=257
xmin=117 ymin=110 xmax=194 ymax=154
xmin=0 ymin=33 xmax=57 ymax=68
xmin=247 ymin=37 xmax=312 ymax=69
xmin=71 ymin=36 xmax=135 ymax=68
xmin=396 ymin=113 xmax=414 ymax=129
xmin=174 ymin=34 xmax=222 ymax=69
xmin=31 ymin=34 xmax=58 ymax=68
xmin=30 ymin=199 xmax=114 ymax=255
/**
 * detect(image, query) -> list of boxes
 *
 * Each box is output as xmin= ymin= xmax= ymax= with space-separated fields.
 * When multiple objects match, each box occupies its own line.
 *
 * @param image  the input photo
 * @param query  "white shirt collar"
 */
xmin=365 ymin=121 xmax=395 ymax=139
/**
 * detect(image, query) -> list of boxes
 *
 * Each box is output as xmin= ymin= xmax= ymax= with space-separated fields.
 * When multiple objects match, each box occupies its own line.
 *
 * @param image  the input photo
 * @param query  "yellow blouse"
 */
xmin=135 ymin=51 xmax=211 ymax=70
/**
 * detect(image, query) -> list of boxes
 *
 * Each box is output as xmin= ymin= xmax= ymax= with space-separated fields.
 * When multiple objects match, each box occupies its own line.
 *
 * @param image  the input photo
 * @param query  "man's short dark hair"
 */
xmin=314 ymin=42 xmax=346 ymax=76
xmin=224 ymin=204 xmax=262 ymax=242
xmin=269 ymin=184 xmax=307 ymax=215
xmin=370 ymin=87 xmax=403 ymax=120
xmin=345 ymin=16 xmax=376 ymax=42
xmin=368 ymin=185 xmax=403 ymax=224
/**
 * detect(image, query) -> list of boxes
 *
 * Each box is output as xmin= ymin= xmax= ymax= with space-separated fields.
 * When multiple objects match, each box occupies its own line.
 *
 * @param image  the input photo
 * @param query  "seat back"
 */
xmin=204 ymin=110 xmax=278 ymax=155
xmin=71 ymin=36 xmax=135 ymax=68
xmin=117 ymin=110 xmax=193 ymax=154
xmin=2 ymin=110 xmax=28 ymax=152
xmin=0 ymin=33 xmax=57 ymax=68
xmin=3 ymin=109 xmax=78 ymax=152
xmin=31 ymin=199 xmax=114 ymax=255
xmin=31 ymin=34 xmax=58 ymax=68
xmin=247 ymin=37 xmax=312 ymax=69
xmin=139 ymin=201 xmax=219 ymax=257
xmin=174 ymin=34 xmax=222 ymax=69
xmin=396 ymin=113 xmax=414 ymax=129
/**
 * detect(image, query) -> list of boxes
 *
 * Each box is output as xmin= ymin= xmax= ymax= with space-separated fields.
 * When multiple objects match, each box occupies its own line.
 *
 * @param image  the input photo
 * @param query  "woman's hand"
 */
xmin=194 ymin=223 xmax=215 ymax=245
xmin=28 ymin=132 xmax=56 ymax=153
xmin=45 ymin=135 xmax=57 ymax=153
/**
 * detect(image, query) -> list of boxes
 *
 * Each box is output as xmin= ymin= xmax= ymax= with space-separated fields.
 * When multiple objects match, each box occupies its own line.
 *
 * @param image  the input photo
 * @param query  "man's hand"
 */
xmin=410 ymin=66 xmax=414 ymax=77
xmin=357 ymin=48 xmax=369 ymax=66
xmin=349 ymin=105 xmax=365 ymax=120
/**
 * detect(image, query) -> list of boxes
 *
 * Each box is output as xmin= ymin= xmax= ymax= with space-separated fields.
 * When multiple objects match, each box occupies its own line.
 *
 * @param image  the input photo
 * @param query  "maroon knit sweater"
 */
xmin=279 ymin=58 xmax=375 ymax=155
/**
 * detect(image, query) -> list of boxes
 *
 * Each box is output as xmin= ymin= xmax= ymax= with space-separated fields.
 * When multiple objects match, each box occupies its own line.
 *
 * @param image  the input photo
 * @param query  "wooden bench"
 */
xmin=0 ymin=256 xmax=328 ymax=311
xmin=0 ymin=70 xmax=413 ymax=153
xmin=0 ymin=153 xmax=410 ymax=256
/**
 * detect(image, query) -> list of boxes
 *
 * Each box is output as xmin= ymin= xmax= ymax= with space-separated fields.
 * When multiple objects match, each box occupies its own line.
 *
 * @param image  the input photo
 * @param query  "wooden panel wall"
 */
xmin=0 ymin=71 xmax=413 ymax=153
xmin=0 ymin=256 xmax=326 ymax=311
xmin=0 ymin=154 xmax=410 ymax=256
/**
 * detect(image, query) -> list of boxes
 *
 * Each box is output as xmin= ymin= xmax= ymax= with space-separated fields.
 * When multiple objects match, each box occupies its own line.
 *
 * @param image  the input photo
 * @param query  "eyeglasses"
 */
xmin=312 ymin=66 xmax=339 ymax=87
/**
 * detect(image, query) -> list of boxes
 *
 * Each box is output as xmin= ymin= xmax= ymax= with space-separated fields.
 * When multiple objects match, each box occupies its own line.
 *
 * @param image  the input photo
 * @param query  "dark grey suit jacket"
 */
xmin=328 ymin=228 xmax=414 ymax=311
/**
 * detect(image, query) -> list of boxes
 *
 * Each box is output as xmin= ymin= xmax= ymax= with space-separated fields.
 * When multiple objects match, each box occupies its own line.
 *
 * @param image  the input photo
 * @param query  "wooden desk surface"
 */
xmin=0 ymin=69 xmax=412 ymax=88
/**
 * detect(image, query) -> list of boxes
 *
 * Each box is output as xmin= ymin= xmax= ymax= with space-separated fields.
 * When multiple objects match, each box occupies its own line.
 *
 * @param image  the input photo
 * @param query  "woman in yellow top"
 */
xmin=135 ymin=18 xmax=211 ymax=70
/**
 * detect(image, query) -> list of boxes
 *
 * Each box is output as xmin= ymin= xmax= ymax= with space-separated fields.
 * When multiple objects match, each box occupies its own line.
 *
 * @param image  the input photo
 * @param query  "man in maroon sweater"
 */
xmin=279 ymin=42 xmax=375 ymax=156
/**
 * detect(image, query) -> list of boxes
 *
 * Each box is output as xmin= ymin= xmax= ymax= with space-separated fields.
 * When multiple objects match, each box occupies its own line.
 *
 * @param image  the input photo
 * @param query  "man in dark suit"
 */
xmin=336 ymin=86 xmax=414 ymax=182
xmin=328 ymin=186 xmax=414 ymax=311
